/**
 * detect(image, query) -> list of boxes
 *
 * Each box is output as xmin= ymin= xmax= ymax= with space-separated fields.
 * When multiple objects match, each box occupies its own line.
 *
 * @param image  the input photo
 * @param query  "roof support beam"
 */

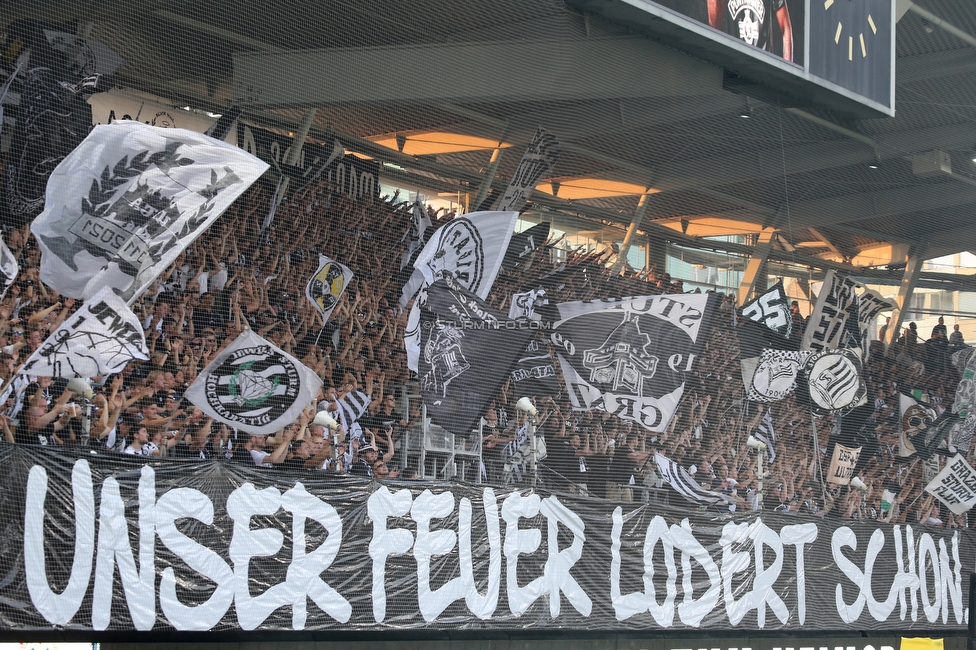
xmin=233 ymin=36 xmax=723 ymax=108
xmin=884 ymin=255 xmax=924 ymax=351
xmin=737 ymin=231 xmax=774 ymax=306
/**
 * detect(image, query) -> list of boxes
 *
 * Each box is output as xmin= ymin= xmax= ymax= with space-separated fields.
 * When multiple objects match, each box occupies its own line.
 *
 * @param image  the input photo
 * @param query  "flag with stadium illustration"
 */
xmin=740 ymin=281 xmax=792 ymax=338
xmin=401 ymin=210 xmax=519 ymax=370
xmin=31 ymin=121 xmax=268 ymax=302
xmin=305 ymin=254 xmax=353 ymax=322
xmin=185 ymin=329 xmax=322 ymax=435
xmin=19 ymin=287 xmax=148 ymax=377
xmin=419 ymin=276 xmax=534 ymax=434
xmin=552 ymin=293 xmax=716 ymax=432
xmin=0 ymin=235 xmax=17 ymax=298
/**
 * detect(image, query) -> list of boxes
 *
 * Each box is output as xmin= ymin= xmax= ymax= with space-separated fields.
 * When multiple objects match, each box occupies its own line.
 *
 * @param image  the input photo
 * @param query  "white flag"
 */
xmin=826 ymin=443 xmax=862 ymax=485
xmin=32 ymin=121 xmax=268 ymax=302
xmin=400 ymin=201 xmax=432 ymax=271
xmin=305 ymin=254 xmax=353 ymax=322
xmin=497 ymin=127 xmax=560 ymax=212
xmin=401 ymin=211 xmax=518 ymax=371
xmin=20 ymin=287 xmax=148 ymax=378
xmin=0 ymin=235 xmax=18 ymax=298
xmin=185 ymin=330 xmax=322 ymax=435
xmin=508 ymin=288 xmax=548 ymax=320
xmin=925 ymin=454 xmax=976 ymax=514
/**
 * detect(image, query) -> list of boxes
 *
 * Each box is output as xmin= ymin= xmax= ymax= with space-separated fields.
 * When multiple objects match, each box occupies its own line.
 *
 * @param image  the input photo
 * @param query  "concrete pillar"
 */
xmin=611 ymin=192 xmax=652 ymax=275
xmin=737 ymin=230 xmax=774 ymax=306
xmin=884 ymin=255 xmax=923 ymax=350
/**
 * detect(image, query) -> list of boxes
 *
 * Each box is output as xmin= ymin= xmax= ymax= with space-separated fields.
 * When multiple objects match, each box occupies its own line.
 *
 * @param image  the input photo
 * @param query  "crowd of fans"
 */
xmin=0 ymin=172 xmax=970 ymax=528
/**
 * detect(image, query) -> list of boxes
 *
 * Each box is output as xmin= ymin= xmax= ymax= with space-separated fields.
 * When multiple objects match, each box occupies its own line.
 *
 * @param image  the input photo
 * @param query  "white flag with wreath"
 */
xmin=32 ymin=121 xmax=268 ymax=302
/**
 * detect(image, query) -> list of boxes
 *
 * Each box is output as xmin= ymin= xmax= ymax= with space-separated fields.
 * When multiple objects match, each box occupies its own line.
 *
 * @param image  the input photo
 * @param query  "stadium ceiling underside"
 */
xmin=10 ymin=0 xmax=976 ymax=290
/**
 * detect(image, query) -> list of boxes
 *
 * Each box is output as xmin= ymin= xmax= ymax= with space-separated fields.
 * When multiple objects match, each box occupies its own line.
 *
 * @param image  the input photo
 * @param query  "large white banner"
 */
xmin=32 ymin=121 xmax=268 ymax=302
xmin=19 ymin=287 xmax=148 ymax=377
xmin=185 ymin=330 xmax=322 ymax=435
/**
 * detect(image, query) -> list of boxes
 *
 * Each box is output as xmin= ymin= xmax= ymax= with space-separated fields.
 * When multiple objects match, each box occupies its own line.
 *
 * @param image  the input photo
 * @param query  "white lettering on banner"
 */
xmin=156 ymin=488 xmax=234 ymax=631
xmin=20 ymin=459 xmax=974 ymax=630
xmin=24 ymin=461 xmax=95 ymax=626
xmin=92 ymin=469 xmax=156 ymax=630
xmin=368 ymin=485 xmax=415 ymax=623
xmin=832 ymin=525 xmax=964 ymax=625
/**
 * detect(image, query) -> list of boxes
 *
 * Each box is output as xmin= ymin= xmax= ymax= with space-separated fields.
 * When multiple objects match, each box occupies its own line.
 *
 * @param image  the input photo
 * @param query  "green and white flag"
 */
xmin=185 ymin=330 xmax=322 ymax=435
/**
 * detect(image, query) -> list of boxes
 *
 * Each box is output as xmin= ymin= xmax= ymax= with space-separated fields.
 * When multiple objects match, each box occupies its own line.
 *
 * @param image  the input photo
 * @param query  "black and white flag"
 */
xmin=802 ymin=347 xmax=867 ymax=416
xmin=898 ymin=392 xmax=936 ymax=458
xmin=402 ymin=211 xmax=518 ymax=371
xmin=655 ymin=453 xmax=729 ymax=505
xmin=32 ymin=121 xmax=268 ymax=302
xmin=741 ymin=348 xmax=811 ymax=403
xmin=4 ymin=66 xmax=93 ymax=228
xmin=400 ymin=201 xmax=432 ymax=271
xmin=419 ymin=276 xmax=534 ymax=434
xmin=0 ymin=235 xmax=18 ymax=298
xmin=497 ymin=127 xmax=560 ymax=212
xmin=740 ymin=281 xmax=792 ymax=338
xmin=508 ymin=288 xmax=548 ymax=320
xmin=552 ymin=294 xmax=716 ymax=432
xmin=336 ymin=390 xmax=372 ymax=429
xmin=43 ymin=30 xmax=125 ymax=77
xmin=19 ymin=287 xmax=148 ymax=377
xmin=926 ymin=454 xmax=976 ymax=514
xmin=754 ymin=408 xmax=777 ymax=461
xmin=305 ymin=254 xmax=353 ymax=322
xmin=185 ymin=330 xmax=322 ymax=435
xmin=856 ymin=288 xmax=893 ymax=359
xmin=911 ymin=410 xmax=958 ymax=460
xmin=510 ymin=337 xmax=561 ymax=397
xmin=801 ymin=270 xmax=860 ymax=351
xmin=501 ymin=222 xmax=550 ymax=271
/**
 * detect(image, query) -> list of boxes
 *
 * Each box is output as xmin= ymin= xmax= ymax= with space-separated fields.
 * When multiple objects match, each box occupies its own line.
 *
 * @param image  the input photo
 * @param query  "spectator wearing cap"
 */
xmin=350 ymin=441 xmax=378 ymax=477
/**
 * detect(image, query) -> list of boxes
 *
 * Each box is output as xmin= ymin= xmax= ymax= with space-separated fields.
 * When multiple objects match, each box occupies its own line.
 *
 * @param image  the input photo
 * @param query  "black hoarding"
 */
xmin=0 ymin=446 xmax=968 ymax=635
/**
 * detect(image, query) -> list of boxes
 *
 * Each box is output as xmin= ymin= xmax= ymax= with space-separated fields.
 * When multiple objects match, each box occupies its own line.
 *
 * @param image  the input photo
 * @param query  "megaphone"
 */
xmin=746 ymin=435 xmax=766 ymax=451
xmin=313 ymin=410 xmax=339 ymax=430
xmin=65 ymin=377 xmax=94 ymax=399
xmin=850 ymin=476 xmax=868 ymax=491
xmin=515 ymin=396 xmax=537 ymax=416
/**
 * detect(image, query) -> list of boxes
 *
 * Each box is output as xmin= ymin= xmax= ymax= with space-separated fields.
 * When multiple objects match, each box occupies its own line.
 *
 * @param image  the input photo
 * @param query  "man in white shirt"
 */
xmin=124 ymin=426 xmax=153 ymax=456
xmin=245 ymin=427 xmax=295 ymax=467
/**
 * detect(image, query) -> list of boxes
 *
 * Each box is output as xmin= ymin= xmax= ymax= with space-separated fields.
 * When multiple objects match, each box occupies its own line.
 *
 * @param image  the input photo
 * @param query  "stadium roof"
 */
xmin=9 ymin=0 xmax=976 ymax=289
